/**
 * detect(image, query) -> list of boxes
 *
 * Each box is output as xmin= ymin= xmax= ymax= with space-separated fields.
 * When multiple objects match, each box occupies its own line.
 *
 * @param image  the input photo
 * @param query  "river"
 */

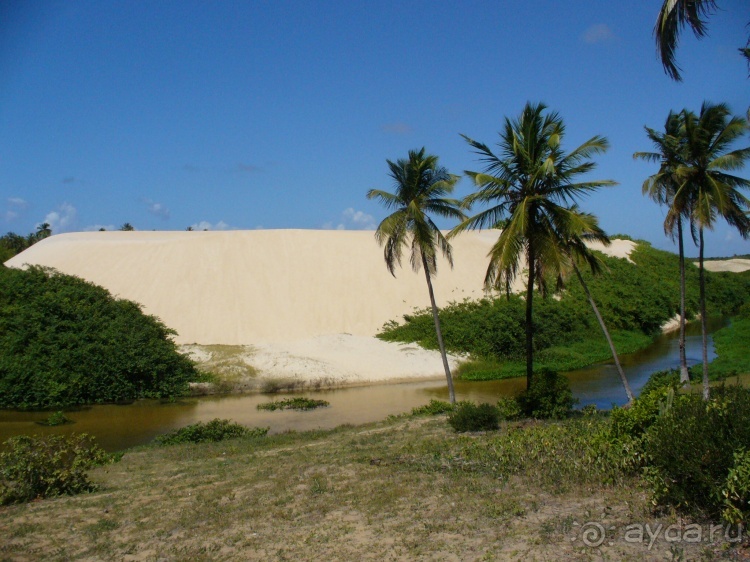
xmin=0 ymin=320 xmax=723 ymax=451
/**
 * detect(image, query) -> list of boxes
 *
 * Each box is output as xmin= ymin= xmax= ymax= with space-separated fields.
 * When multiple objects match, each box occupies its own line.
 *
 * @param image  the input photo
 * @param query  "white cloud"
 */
xmin=4 ymin=210 xmax=18 ymax=221
xmin=582 ymin=23 xmax=616 ymax=44
xmin=43 ymin=202 xmax=77 ymax=233
xmin=8 ymin=197 xmax=27 ymax=207
xmin=145 ymin=199 xmax=170 ymax=220
xmin=190 ymin=220 xmax=231 ymax=231
xmin=325 ymin=208 xmax=377 ymax=230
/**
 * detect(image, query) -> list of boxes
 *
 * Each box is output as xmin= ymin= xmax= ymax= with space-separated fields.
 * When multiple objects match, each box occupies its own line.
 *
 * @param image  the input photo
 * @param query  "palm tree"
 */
xmin=35 ymin=222 xmax=52 ymax=240
xmin=120 ymin=223 xmax=135 ymax=231
xmin=562 ymin=209 xmax=635 ymax=404
xmin=676 ymin=103 xmax=750 ymax=399
xmin=450 ymin=102 xmax=617 ymax=388
xmin=634 ymin=111 xmax=691 ymax=385
xmin=655 ymin=0 xmax=749 ymax=80
xmin=367 ymin=148 xmax=465 ymax=404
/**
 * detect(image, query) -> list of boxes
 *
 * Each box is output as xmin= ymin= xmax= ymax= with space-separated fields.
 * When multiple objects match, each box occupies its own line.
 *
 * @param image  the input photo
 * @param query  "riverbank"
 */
xmin=0 ymin=413 xmax=741 ymax=561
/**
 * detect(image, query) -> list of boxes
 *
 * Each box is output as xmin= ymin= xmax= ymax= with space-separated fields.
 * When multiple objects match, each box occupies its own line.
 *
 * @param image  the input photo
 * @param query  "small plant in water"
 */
xmin=411 ymin=399 xmax=453 ymax=416
xmin=154 ymin=419 xmax=268 ymax=446
xmin=257 ymin=397 xmax=330 ymax=411
xmin=38 ymin=411 xmax=73 ymax=426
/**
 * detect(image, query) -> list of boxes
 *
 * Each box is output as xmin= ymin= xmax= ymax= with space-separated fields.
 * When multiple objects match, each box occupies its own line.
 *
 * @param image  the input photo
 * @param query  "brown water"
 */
xmin=0 ymin=321 xmax=722 ymax=451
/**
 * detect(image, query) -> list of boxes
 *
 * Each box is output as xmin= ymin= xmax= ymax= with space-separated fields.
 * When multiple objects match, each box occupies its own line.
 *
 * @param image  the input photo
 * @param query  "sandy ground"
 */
xmin=701 ymin=258 xmax=750 ymax=273
xmin=6 ymin=231 xmax=635 ymax=385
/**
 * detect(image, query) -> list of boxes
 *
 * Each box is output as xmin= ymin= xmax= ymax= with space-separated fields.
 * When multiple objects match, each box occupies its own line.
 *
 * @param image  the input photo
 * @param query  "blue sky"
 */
xmin=1 ymin=0 xmax=748 ymax=257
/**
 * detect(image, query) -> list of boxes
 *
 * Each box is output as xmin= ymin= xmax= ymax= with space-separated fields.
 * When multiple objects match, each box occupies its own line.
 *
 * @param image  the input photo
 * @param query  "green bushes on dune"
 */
xmin=0 ymin=266 xmax=200 ymax=409
xmin=378 ymin=242 xmax=750 ymax=379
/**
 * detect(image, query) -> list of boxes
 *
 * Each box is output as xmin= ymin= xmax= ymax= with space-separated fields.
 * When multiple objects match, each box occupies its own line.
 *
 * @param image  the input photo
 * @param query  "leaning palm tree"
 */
xmin=655 ymin=0 xmax=750 ymax=80
xmin=561 ymin=209 xmax=635 ymax=404
xmin=676 ymin=103 xmax=750 ymax=399
xmin=367 ymin=148 xmax=465 ymax=404
xmin=634 ymin=110 xmax=692 ymax=385
xmin=451 ymin=102 xmax=617 ymax=388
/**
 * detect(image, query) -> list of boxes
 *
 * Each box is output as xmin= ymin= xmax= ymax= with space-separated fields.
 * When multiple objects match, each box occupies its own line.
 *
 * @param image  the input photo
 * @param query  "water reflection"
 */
xmin=0 ymin=320 xmax=723 ymax=451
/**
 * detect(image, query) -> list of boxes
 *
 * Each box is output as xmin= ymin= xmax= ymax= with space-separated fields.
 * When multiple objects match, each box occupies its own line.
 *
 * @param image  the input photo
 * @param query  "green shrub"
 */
xmin=0 ymin=433 xmax=115 ymax=505
xmin=609 ymin=385 xmax=674 ymax=440
xmin=643 ymin=385 xmax=750 ymax=518
xmin=496 ymin=397 xmax=523 ymax=420
xmin=411 ymin=399 xmax=453 ymax=416
xmin=516 ymin=370 xmax=577 ymax=419
xmin=0 ymin=265 xmax=199 ymax=408
xmin=154 ymin=419 xmax=268 ymax=446
xmin=722 ymin=448 xmax=750 ymax=525
xmin=447 ymin=402 xmax=500 ymax=432
xmin=257 ymin=397 xmax=329 ymax=411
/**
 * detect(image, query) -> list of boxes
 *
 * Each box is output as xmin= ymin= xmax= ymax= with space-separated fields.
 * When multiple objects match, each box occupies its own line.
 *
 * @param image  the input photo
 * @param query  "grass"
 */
xmin=256 ymin=397 xmax=330 ymax=411
xmin=0 ymin=413 xmax=742 ymax=560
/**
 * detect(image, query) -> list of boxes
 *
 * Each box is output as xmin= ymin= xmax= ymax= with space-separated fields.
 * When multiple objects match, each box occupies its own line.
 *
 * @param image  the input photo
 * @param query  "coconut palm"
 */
xmin=451 ymin=102 xmax=617 ymax=388
xmin=367 ymin=148 xmax=465 ymax=404
xmin=655 ymin=0 xmax=749 ymax=80
xmin=676 ymin=103 xmax=750 ymax=399
xmin=561 ymin=209 xmax=635 ymax=404
xmin=35 ymin=222 xmax=52 ymax=240
xmin=634 ymin=111 xmax=691 ymax=385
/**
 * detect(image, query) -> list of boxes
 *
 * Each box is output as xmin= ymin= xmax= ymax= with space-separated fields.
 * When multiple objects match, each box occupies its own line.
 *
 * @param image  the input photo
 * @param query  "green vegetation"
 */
xmin=516 ymin=370 xmax=577 ymax=420
xmin=256 ymin=397 xmax=330 ymax=411
xmin=379 ymin=242 xmax=750 ymax=380
xmin=154 ymin=419 xmax=268 ymax=446
xmin=0 ymin=224 xmax=52 ymax=263
xmin=0 ymin=433 xmax=116 ymax=505
xmin=446 ymin=401 xmax=500 ymax=432
xmin=0 ymin=265 xmax=200 ymax=409
xmin=38 ymin=411 xmax=73 ymax=427
xmin=410 ymin=399 xmax=453 ymax=416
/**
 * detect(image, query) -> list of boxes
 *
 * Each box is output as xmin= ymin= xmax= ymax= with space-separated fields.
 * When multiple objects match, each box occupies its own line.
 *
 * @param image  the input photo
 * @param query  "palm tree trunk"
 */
xmin=699 ymin=227 xmax=709 ymax=401
xmin=677 ymin=217 xmax=689 ymax=384
xmin=525 ymin=249 xmax=535 ymax=389
xmin=573 ymin=264 xmax=634 ymax=404
xmin=422 ymin=254 xmax=456 ymax=404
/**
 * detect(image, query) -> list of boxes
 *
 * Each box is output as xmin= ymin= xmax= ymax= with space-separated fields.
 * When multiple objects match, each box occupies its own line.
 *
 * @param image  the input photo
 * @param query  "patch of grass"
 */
xmin=0 ymin=414 xmax=737 ymax=560
xmin=257 ymin=397 xmax=330 ymax=411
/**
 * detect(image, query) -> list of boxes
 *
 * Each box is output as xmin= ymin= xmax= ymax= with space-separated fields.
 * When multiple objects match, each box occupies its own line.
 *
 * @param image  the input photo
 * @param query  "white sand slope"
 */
xmin=700 ymin=259 xmax=750 ymax=273
xmin=5 ymin=230 xmax=635 ymax=384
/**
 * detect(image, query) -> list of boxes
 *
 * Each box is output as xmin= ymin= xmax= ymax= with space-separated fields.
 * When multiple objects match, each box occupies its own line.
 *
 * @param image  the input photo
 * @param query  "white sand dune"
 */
xmin=5 ymin=230 xmax=636 ymax=385
xmin=700 ymin=259 xmax=750 ymax=273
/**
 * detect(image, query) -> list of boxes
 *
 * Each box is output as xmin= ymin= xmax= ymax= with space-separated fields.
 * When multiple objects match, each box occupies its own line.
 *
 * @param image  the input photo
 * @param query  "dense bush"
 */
xmin=411 ymin=399 xmax=454 ymax=416
xmin=516 ymin=371 xmax=577 ymax=419
xmin=496 ymin=397 xmax=523 ymax=420
xmin=378 ymin=242 xmax=750 ymax=379
xmin=447 ymin=402 xmax=500 ymax=432
xmin=722 ymin=448 xmax=750 ymax=525
xmin=0 ymin=433 xmax=115 ymax=505
xmin=643 ymin=385 xmax=750 ymax=519
xmin=154 ymin=419 xmax=268 ymax=446
xmin=0 ymin=266 xmax=199 ymax=408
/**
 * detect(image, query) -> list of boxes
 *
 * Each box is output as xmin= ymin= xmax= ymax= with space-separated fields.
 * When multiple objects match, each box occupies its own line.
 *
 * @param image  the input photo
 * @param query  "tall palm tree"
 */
xmin=450 ymin=102 xmax=617 ymax=388
xmin=561 ymin=209 xmax=635 ymax=404
xmin=367 ymin=148 xmax=465 ymax=404
xmin=634 ymin=111 xmax=691 ymax=385
xmin=676 ymin=103 xmax=750 ymax=399
xmin=655 ymin=0 xmax=749 ymax=80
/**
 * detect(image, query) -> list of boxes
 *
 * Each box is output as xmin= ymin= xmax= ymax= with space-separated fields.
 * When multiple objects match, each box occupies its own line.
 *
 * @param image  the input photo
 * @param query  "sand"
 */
xmin=5 ymin=230 xmax=635 ymax=385
xmin=700 ymin=258 xmax=750 ymax=273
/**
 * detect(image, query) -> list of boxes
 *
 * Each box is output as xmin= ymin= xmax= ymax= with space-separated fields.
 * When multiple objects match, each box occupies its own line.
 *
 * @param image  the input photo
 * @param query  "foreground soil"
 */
xmin=1 ymin=415 xmax=747 ymax=561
